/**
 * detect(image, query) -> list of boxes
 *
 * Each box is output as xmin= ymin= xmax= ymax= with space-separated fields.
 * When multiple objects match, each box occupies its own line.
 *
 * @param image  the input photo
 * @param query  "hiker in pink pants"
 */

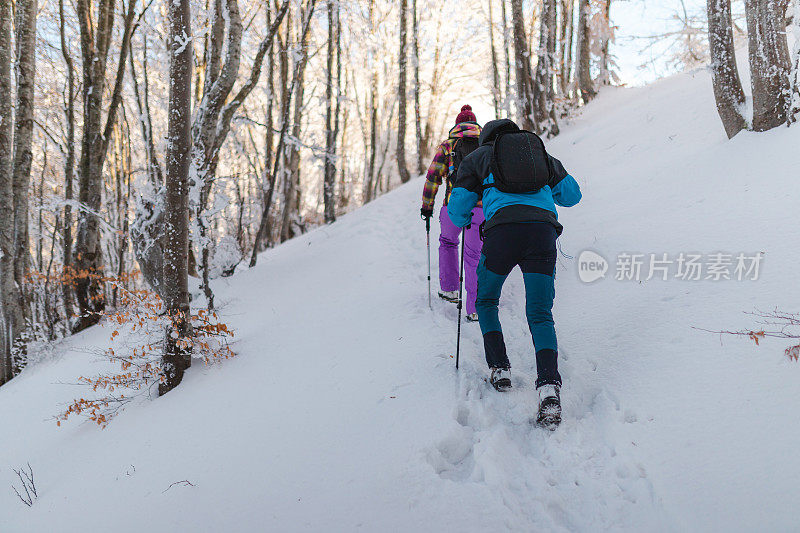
xmin=419 ymin=105 xmax=482 ymax=321
xmin=438 ymin=205 xmax=484 ymax=319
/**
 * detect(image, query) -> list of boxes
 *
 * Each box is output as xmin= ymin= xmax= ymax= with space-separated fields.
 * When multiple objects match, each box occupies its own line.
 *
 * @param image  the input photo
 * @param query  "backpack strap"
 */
xmin=445 ymin=137 xmax=461 ymax=186
xmin=482 ymin=134 xmax=506 ymax=191
xmin=478 ymin=139 xmax=497 ymax=193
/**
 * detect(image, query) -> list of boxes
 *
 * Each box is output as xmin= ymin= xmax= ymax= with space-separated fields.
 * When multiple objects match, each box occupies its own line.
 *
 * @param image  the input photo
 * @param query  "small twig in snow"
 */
xmin=11 ymin=463 xmax=37 ymax=507
xmin=162 ymin=479 xmax=195 ymax=493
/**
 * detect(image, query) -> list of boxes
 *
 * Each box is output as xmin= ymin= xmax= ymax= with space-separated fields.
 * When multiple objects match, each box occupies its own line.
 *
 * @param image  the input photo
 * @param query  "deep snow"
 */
xmin=2 ymin=66 xmax=800 ymax=532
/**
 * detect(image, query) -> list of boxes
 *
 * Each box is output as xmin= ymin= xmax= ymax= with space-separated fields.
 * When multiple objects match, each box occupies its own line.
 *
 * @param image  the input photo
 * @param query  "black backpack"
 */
xmin=447 ymin=136 xmax=480 ymax=186
xmin=487 ymin=129 xmax=553 ymax=193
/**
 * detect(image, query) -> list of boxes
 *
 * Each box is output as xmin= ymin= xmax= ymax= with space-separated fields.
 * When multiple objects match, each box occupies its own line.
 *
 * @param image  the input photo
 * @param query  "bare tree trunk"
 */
xmin=333 ymin=4 xmax=343 ymax=192
xmin=249 ymin=5 xmax=277 ymax=259
xmin=114 ymin=117 xmax=132 ymax=306
xmin=249 ymin=2 xmax=315 ymax=264
xmin=160 ymin=0 xmax=193 ymax=396
xmin=0 ymin=0 xmax=19 ymax=384
xmin=533 ymin=0 xmax=560 ymax=136
xmin=12 ymin=0 xmax=38 ymax=321
xmin=43 ymin=215 xmax=60 ymax=340
xmin=280 ymin=65 xmax=305 ymax=242
xmin=130 ymin=34 xmax=163 ymax=191
xmin=412 ymin=0 xmax=424 ymax=173
xmin=323 ymin=0 xmax=339 ymax=224
xmin=501 ymin=0 xmax=513 ymax=115
xmin=365 ymin=83 xmax=378 ymax=202
xmin=790 ymin=0 xmax=800 ymax=124
xmin=547 ymin=0 xmax=560 ymax=119
xmin=363 ymin=0 xmax=378 ymax=203
xmin=489 ymin=0 xmax=502 ymax=117
xmin=191 ymin=0 xmax=243 ymax=309
xmin=281 ymin=3 xmax=312 ymax=242
xmin=58 ymin=0 xmax=76 ymax=322
xmin=190 ymin=0 xmax=290 ymax=307
xmin=511 ymin=0 xmax=536 ymax=130
xmin=707 ymin=0 xmax=747 ymax=138
xmin=249 ymin=84 xmax=291 ymax=267
xmin=338 ymin=98 xmax=350 ymax=210
xmin=745 ymin=0 xmax=792 ymax=131
xmin=577 ymin=0 xmax=596 ymax=102
xmin=74 ymin=0 xmax=137 ymax=332
xmin=396 ymin=0 xmax=411 ymax=184
xmin=559 ymin=0 xmax=575 ymax=96
xmin=271 ymin=11 xmax=291 ymax=242
xmin=598 ymin=0 xmax=612 ymax=86
xmin=36 ymin=147 xmax=47 ymax=273
xmin=264 ymin=5 xmax=274 ymax=190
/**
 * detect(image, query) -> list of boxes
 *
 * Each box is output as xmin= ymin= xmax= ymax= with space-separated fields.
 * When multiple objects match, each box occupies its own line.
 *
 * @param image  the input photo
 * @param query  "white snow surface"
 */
xmin=3 ymin=68 xmax=800 ymax=532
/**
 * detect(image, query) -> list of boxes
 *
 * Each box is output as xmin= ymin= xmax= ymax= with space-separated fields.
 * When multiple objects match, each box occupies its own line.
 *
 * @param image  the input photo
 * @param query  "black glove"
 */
xmin=420 ymin=206 xmax=433 ymax=220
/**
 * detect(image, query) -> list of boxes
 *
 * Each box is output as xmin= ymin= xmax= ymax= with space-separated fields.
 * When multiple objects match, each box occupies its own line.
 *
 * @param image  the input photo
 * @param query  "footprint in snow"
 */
xmin=423 ymin=356 xmax=670 ymax=530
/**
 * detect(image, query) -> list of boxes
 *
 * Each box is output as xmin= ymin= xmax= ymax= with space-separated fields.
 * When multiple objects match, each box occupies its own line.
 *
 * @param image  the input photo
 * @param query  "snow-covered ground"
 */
xmin=3 ymin=65 xmax=800 ymax=532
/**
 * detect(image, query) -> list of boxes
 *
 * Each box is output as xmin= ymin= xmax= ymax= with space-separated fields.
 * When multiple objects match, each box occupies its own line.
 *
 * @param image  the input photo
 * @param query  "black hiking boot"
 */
xmin=536 ymin=384 xmax=561 ymax=430
xmin=489 ymin=367 xmax=512 ymax=392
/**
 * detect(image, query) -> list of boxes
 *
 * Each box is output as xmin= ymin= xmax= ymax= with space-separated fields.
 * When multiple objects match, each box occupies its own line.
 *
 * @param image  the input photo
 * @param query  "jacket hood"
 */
xmin=448 ymin=121 xmax=481 ymax=139
xmin=478 ymin=119 xmax=520 ymax=145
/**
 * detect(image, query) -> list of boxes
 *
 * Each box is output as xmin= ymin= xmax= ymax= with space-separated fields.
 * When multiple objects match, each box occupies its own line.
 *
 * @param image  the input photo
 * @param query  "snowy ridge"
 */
xmin=3 ymin=65 xmax=800 ymax=532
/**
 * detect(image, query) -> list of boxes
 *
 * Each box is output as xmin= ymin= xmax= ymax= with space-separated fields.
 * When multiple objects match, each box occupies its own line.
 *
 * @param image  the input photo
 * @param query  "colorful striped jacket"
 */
xmin=421 ymin=122 xmax=482 ymax=210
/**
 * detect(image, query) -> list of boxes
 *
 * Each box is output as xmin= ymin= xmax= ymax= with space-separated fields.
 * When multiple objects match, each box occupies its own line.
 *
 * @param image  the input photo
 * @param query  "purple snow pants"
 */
xmin=439 ymin=205 xmax=485 ymax=315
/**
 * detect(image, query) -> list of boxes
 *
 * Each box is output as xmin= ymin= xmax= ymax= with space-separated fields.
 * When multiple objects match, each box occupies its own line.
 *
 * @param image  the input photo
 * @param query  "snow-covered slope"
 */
xmin=3 ymin=67 xmax=800 ymax=532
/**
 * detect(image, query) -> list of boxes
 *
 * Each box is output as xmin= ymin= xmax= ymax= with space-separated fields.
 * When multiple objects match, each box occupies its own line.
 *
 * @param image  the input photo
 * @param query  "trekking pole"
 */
xmin=425 ymin=216 xmax=432 ymax=310
xmin=455 ymin=226 xmax=466 ymax=369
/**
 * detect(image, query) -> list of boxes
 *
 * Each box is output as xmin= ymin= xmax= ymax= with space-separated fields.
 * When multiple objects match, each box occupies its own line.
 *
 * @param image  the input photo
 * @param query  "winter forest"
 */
xmin=0 ymin=0 xmax=623 ymax=387
xmin=2 ymin=0 xmax=800 ymax=530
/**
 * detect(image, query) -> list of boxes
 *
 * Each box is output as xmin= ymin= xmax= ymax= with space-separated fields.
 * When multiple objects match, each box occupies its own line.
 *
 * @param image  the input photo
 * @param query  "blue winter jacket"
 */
xmin=447 ymin=119 xmax=582 ymax=234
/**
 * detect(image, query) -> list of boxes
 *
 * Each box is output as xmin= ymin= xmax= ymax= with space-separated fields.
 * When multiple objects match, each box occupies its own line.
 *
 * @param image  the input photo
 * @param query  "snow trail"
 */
xmin=3 ymin=66 xmax=800 ymax=531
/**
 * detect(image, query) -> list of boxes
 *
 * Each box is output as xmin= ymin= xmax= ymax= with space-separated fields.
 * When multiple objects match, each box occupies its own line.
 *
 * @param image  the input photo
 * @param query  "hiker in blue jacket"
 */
xmin=447 ymin=118 xmax=581 ymax=428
